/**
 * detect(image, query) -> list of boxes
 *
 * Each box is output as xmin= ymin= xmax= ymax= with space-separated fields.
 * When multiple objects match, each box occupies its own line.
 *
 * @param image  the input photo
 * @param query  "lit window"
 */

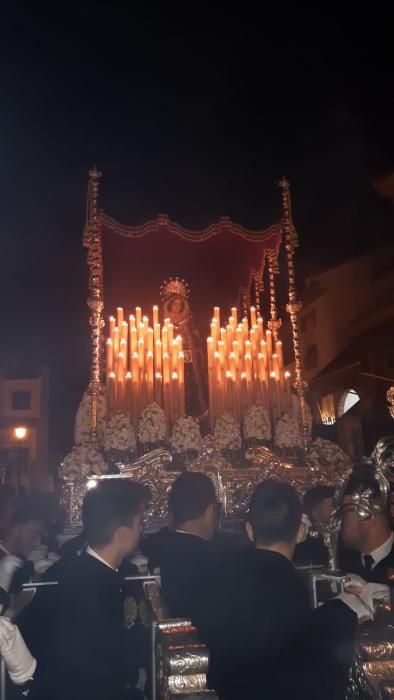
xmin=338 ymin=389 xmax=360 ymax=417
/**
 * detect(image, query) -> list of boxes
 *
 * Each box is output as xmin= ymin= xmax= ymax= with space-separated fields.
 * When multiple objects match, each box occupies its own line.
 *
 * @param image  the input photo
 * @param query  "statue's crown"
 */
xmin=160 ymin=277 xmax=190 ymax=300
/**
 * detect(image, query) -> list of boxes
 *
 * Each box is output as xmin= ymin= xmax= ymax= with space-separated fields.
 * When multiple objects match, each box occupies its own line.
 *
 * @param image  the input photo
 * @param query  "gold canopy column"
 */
xmin=83 ymin=166 xmax=104 ymax=442
xmin=279 ymin=177 xmax=309 ymax=447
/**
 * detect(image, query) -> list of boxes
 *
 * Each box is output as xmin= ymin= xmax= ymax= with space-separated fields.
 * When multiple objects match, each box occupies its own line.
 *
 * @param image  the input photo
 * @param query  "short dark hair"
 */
xmin=9 ymin=501 xmax=44 ymax=529
xmin=247 ymin=480 xmax=302 ymax=545
xmin=169 ymin=473 xmax=216 ymax=527
xmin=83 ymin=480 xmax=148 ymax=547
xmin=303 ymin=485 xmax=334 ymax=517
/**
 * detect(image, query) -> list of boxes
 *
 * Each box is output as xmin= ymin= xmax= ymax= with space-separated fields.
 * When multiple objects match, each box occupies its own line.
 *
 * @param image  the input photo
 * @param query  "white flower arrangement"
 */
xmin=274 ymin=413 xmax=303 ymax=450
xmin=214 ymin=413 xmax=242 ymax=451
xmin=60 ymin=443 xmax=107 ymax=480
xmin=74 ymin=388 xmax=106 ymax=447
xmin=104 ymin=413 xmax=136 ymax=452
xmin=138 ymin=403 xmax=167 ymax=445
xmin=244 ymin=404 xmax=272 ymax=441
xmin=307 ymin=438 xmax=349 ymax=473
xmin=170 ymin=416 xmax=201 ymax=454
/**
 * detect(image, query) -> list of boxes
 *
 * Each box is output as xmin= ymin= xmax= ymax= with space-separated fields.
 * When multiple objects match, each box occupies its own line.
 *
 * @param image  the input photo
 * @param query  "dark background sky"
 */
xmin=1 ymin=4 xmax=394 ymax=456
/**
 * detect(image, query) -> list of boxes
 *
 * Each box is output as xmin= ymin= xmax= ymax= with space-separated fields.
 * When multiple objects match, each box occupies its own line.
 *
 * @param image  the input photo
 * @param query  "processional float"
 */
xmin=60 ymin=169 xmax=394 ymax=700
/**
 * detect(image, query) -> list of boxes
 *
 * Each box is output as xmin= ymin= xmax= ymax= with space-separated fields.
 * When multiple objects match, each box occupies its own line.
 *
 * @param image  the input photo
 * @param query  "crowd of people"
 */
xmin=0 ymin=463 xmax=392 ymax=699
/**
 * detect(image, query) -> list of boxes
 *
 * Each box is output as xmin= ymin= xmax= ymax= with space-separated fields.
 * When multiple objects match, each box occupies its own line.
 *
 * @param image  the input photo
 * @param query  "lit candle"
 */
xmin=154 ymin=372 xmax=162 ymax=407
xmin=163 ymin=352 xmax=170 ymax=384
xmin=129 ymin=314 xmax=136 ymax=329
xmin=220 ymin=327 xmax=226 ymax=344
xmin=284 ymin=371 xmax=292 ymax=411
xmin=257 ymin=317 xmax=264 ymax=343
xmin=107 ymin=372 xmax=116 ymax=413
xmin=265 ymin=329 xmax=273 ymax=374
xmin=164 ymin=317 xmax=170 ymax=328
xmin=125 ymin=372 xmax=132 ymax=411
xmin=147 ymin=327 xmax=154 ymax=354
xmin=270 ymin=371 xmax=279 ymax=423
xmin=109 ymin=316 xmax=116 ymax=340
xmin=242 ymin=317 xmax=249 ymax=338
xmin=154 ymin=323 xmax=161 ymax=345
xmin=226 ymin=371 xmax=234 ymax=413
xmin=229 ymin=352 xmax=236 ymax=381
xmin=176 ymin=335 xmax=183 ymax=353
xmin=178 ymin=351 xmax=185 ymax=416
xmin=147 ymin=352 xmax=154 ymax=404
xmin=210 ymin=321 xmax=218 ymax=346
xmin=153 ymin=305 xmax=159 ymax=326
xmin=117 ymin=307 xmax=124 ymax=329
xmin=120 ymin=339 xmax=127 ymax=373
xmin=232 ymin=340 xmax=240 ymax=366
xmin=135 ymin=307 xmax=142 ymax=328
xmin=272 ymin=353 xmax=280 ymax=380
xmin=113 ymin=327 xmax=120 ymax=375
xmin=226 ymin=324 xmax=233 ymax=356
xmin=132 ymin=351 xmax=139 ymax=419
xmin=245 ymin=354 xmax=253 ymax=384
xmin=121 ymin=320 xmax=128 ymax=343
xmin=171 ymin=339 xmax=179 ymax=374
xmin=117 ymin=352 xmax=125 ymax=411
xmin=231 ymin=307 xmax=238 ymax=327
xmin=207 ymin=337 xmax=215 ymax=427
xmin=214 ymin=306 xmax=221 ymax=324
xmin=258 ymin=353 xmax=267 ymax=406
xmin=138 ymin=338 xmax=145 ymax=370
xmin=143 ymin=316 xmax=149 ymax=333
xmin=106 ymin=339 xmax=113 ymax=379
xmin=241 ymin=372 xmax=249 ymax=415
xmin=162 ymin=326 xmax=168 ymax=354
xmin=171 ymin=371 xmax=179 ymax=422
xmin=168 ymin=323 xmax=174 ymax=346
xmin=250 ymin=329 xmax=258 ymax=359
xmin=155 ymin=339 xmax=162 ymax=374
xmin=250 ymin=306 xmax=257 ymax=327
xmin=236 ymin=327 xmax=244 ymax=356
xmin=138 ymin=322 xmax=145 ymax=341
xmin=130 ymin=327 xmax=138 ymax=355
xmin=214 ymin=351 xmax=223 ymax=417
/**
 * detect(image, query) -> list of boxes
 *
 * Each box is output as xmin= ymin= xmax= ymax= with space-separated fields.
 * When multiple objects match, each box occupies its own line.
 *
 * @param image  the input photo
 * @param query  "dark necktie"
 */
xmin=363 ymin=554 xmax=374 ymax=573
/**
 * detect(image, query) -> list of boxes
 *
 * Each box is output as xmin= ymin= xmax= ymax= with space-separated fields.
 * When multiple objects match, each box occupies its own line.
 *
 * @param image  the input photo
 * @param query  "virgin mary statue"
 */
xmin=160 ymin=277 xmax=207 ymax=416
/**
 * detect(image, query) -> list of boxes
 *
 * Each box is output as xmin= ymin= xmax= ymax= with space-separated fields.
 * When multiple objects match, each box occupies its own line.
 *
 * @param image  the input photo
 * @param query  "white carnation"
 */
xmin=104 ymin=413 xmax=136 ymax=452
xmin=275 ymin=413 xmax=303 ymax=449
xmin=214 ymin=413 xmax=242 ymax=451
xmin=244 ymin=404 xmax=272 ymax=441
xmin=74 ymin=387 xmax=106 ymax=447
xmin=307 ymin=437 xmax=349 ymax=472
xmin=138 ymin=402 xmax=167 ymax=444
xmin=170 ymin=416 xmax=201 ymax=454
xmin=60 ymin=443 xmax=107 ymax=480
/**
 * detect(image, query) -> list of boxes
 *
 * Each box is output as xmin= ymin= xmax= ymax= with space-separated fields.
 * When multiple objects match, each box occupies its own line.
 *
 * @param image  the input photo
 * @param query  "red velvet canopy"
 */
xmin=99 ymin=212 xmax=282 ymax=332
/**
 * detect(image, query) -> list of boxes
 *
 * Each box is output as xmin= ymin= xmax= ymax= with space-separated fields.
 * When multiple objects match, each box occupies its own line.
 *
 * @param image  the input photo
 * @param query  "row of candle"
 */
xmin=207 ymin=306 xmax=292 ymax=426
xmin=105 ymin=306 xmax=185 ymax=425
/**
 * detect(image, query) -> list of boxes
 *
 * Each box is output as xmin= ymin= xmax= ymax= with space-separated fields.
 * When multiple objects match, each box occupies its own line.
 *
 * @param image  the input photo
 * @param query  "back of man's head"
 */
xmin=6 ymin=501 xmax=44 ymax=558
xmin=169 ymin=472 xmax=216 ymax=531
xmin=83 ymin=480 xmax=148 ymax=549
xmin=303 ymin=485 xmax=334 ymax=525
xmin=247 ymin=480 xmax=302 ymax=549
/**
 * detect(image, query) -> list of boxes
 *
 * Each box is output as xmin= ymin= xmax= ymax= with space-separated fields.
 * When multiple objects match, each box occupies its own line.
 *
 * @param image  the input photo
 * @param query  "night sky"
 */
xmin=1 ymin=5 xmax=394 ymax=456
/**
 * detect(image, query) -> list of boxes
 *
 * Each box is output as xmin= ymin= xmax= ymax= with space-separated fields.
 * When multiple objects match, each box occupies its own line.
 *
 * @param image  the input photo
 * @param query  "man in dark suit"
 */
xmin=340 ymin=465 xmax=394 ymax=584
xmin=20 ymin=480 xmax=148 ymax=700
xmin=153 ymin=472 xmax=219 ymax=627
xmin=213 ymin=480 xmax=359 ymax=700
xmin=295 ymin=485 xmax=334 ymax=566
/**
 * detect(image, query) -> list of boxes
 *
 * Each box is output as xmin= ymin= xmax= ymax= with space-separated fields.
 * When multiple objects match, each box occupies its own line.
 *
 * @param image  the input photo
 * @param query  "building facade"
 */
xmin=0 ymin=364 xmax=50 ymax=493
xmin=299 ymin=247 xmax=394 ymax=455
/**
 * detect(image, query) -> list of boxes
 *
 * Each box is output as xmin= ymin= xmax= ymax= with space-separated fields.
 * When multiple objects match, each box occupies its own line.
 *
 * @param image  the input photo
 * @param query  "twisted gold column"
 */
xmin=279 ymin=177 xmax=309 ymax=447
xmin=83 ymin=166 xmax=104 ymax=441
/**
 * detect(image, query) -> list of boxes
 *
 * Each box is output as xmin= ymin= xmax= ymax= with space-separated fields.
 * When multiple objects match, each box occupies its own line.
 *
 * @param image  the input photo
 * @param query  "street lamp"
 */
xmin=13 ymin=426 xmax=28 ymax=495
xmin=14 ymin=426 xmax=27 ymax=441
